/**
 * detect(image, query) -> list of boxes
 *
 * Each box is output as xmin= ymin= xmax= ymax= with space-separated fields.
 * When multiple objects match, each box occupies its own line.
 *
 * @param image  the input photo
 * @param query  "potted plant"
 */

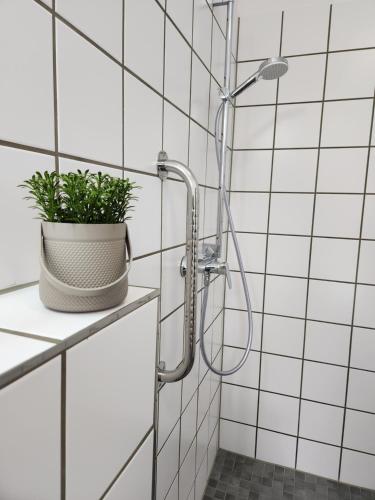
xmin=20 ymin=169 xmax=138 ymax=312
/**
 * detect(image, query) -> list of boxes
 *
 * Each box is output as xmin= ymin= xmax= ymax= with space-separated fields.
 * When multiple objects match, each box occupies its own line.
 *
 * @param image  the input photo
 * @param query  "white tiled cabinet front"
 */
xmin=66 ymin=299 xmax=158 ymax=500
xmin=0 ymin=357 xmax=61 ymax=500
xmin=104 ymin=432 xmax=154 ymax=500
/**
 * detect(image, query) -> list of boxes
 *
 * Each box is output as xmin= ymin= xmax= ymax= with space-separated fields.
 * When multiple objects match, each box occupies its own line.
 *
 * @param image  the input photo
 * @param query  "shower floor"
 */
xmin=204 ymin=449 xmax=375 ymax=500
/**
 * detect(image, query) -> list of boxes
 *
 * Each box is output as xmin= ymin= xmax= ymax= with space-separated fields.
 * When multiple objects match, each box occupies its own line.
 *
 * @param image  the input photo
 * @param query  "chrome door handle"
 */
xmin=156 ymin=151 xmax=200 ymax=383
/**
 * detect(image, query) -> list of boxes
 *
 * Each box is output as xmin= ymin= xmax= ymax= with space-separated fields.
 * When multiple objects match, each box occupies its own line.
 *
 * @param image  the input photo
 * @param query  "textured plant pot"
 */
xmin=39 ymin=222 xmax=131 ymax=312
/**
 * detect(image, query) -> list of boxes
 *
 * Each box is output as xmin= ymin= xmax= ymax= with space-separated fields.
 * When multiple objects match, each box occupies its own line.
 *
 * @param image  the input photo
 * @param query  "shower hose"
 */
xmin=199 ymin=101 xmax=254 ymax=376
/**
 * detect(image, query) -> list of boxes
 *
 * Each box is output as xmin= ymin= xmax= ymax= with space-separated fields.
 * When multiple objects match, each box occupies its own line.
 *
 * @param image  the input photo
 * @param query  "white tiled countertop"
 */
xmin=0 ymin=284 xmax=159 ymax=388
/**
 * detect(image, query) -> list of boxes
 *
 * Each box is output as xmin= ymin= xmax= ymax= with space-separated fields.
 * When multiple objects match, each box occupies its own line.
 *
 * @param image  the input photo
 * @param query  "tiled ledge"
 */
xmin=0 ymin=284 xmax=159 ymax=389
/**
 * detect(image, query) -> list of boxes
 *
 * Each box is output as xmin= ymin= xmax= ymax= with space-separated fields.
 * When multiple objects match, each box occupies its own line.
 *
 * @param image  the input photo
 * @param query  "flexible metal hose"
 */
xmin=199 ymin=101 xmax=254 ymax=376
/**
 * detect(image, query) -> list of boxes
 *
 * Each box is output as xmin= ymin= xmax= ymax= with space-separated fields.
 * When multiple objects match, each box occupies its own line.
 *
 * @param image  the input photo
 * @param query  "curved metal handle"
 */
xmin=157 ymin=151 xmax=200 ymax=383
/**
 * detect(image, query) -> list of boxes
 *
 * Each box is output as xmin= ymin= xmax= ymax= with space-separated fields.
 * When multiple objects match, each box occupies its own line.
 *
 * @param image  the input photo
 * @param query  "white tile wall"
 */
xmin=56 ymin=0 xmax=123 ymax=60
xmin=0 ymin=0 xmax=54 ymax=149
xmin=124 ymin=0 xmax=164 ymax=92
xmin=57 ymin=21 xmax=122 ymax=165
xmin=222 ymin=1 xmax=375 ymax=488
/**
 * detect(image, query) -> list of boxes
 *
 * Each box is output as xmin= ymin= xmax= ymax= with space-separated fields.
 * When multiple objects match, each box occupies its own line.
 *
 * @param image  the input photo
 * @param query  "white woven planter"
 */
xmin=39 ymin=222 xmax=132 ymax=312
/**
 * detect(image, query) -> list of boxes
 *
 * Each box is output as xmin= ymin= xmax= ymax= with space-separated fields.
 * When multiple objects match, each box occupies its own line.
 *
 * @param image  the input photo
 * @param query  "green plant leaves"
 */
xmin=19 ymin=169 xmax=139 ymax=224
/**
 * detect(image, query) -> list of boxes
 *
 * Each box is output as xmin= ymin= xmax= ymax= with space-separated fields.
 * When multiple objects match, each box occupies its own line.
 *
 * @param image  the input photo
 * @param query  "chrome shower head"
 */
xmin=230 ymin=56 xmax=288 ymax=99
xmin=258 ymin=56 xmax=288 ymax=80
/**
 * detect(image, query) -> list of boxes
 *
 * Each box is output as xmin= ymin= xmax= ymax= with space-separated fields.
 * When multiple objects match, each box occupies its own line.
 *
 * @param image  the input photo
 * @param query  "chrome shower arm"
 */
xmin=156 ymin=151 xmax=200 ymax=383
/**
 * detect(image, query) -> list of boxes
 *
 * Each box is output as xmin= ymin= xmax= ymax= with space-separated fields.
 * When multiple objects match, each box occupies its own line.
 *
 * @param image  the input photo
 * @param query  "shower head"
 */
xmin=230 ymin=56 xmax=288 ymax=99
xmin=258 ymin=56 xmax=288 ymax=80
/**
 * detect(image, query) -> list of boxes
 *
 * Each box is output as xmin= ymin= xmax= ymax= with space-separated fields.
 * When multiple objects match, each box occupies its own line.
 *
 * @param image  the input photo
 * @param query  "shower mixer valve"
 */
xmin=180 ymin=243 xmax=232 ymax=289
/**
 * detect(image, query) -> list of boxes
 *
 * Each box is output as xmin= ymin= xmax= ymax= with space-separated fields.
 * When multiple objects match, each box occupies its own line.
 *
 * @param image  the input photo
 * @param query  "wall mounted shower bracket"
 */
xmin=180 ymin=243 xmax=232 ymax=288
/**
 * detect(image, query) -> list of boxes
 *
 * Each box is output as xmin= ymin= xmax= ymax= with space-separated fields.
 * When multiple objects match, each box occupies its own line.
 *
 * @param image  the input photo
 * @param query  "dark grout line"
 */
xmin=295 ymin=4 xmax=332 ymax=470
xmin=254 ymin=9 xmax=284 ymax=462
xmin=338 ymin=90 xmax=375 ymax=480
xmin=236 ymin=44 xmax=375 ymax=64
xmin=235 ymin=96 xmax=374 ymax=108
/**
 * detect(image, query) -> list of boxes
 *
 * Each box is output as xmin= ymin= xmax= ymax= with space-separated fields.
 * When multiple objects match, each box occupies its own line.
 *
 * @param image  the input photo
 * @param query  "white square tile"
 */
xmin=224 ymin=310 xmax=262 ymax=351
xmin=164 ymin=20 xmax=191 ymax=113
xmin=0 ymin=358 xmax=61 ymax=500
xmin=123 ymin=171 xmax=161 ymax=257
xmin=189 ymin=121 xmax=208 ymax=186
xmin=305 ymin=321 xmax=350 ymax=366
xmin=56 ymin=0 xmax=123 ymax=60
xmin=182 ymin=353 xmax=199 ymax=411
xmin=362 ymin=195 xmax=375 ymax=239
xmin=225 ymin=273 xmax=264 ymax=313
xmin=235 ymin=61 xmax=277 ymax=106
xmin=308 ymin=280 xmax=355 ymax=325
xmin=258 ymin=392 xmax=299 ymax=436
xmin=340 ymin=450 xmax=375 ymax=490
xmin=351 ymin=327 xmax=375 ymax=372
xmin=330 ymin=0 xmax=375 ymax=51
xmin=124 ymin=72 xmax=163 ymax=173
xmin=257 ymin=429 xmax=296 ymax=468
xmin=195 ymin=458 xmax=208 ymax=500
xmin=358 ymin=241 xmax=375 ymax=285
xmin=234 ymin=106 xmax=276 ymax=149
xmin=165 ymin=478 xmax=178 ymax=500
xmin=221 ymin=384 xmax=258 ymax=426
xmin=206 ymin=135 xmax=219 ymax=189
xmin=158 ymin=381 xmax=182 ymax=451
xmin=366 ymin=149 xmax=375 ymax=193
xmin=179 ymin=437 xmax=196 ymax=500
xmin=278 ymin=55 xmax=326 ymax=103
xmin=0 ymin=0 xmax=54 ymax=149
xmin=282 ymin=4 xmax=330 ymax=56
xmin=0 ymin=147 xmax=54 ymax=290
xmin=237 ymin=10 xmax=281 ymax=61
xmin=262 ymin=315 xmax=304 ymax=358
xmin=326 ymin=50 xmax=375 ymax=100
xmin=161 ymin=247 xmax=186 ymax=318
xmin=269 ymin=194 xmax=314 ymax=235
xmin=260 ymin=353 xmax=302 ymax=397
xmin=267 ymin=235 xmax=310 ymax=277
xmin=160 ymin=307 xmax=183 ymax=373
xmin=297 ymin=440 xmax=340 ymax=481
xmin=272 ymin=149 xmax=317 ymax=192
xmin=167 ymin=0 xmax=193 ymax=43
xmin=344 ymin=410 xmax=375 ymax=455
xmin=191 ymin=55 xmax=210 ymax=128
xmin=302 ymin=361 xmax=347 ymax=406
xmin=124 ymin=0 xmax=164 ymax=92
xmin=354 ymin=285 xmax=375 ymax=328
xmin=231 ymin=150 xmax=272 ymax=191
xmin=223 ymin=347 xmax=260 ymax=389
xmin=211 ymin=21 xmax=225 ymax=86
xmin=265 ymin=275 xmax=307 ymax=318
xmin=203 ymin=187 xmax=219 ymax=238
xmin=313 ymin=194 xmax=362 ymax=238
xmin=228 ymin=233 xmax=267 ymax=273
xmin=193 ymin=0 xmax=212 ymax=68
xmin=300 ymin=401 xmax=344 ymax=446
xmin=310 ymin=237 xmax=358 ymax=282
xmin=219 ymin=419 xmax=256 ymax=458
xmin=129 ymin=253 xmax=161 ymax=289
xmin=347 ymin=369 xmax=375 ymax=413
xmin=163 ymin=103 xmax=189 ymax=167
xmin=321 ymin=100 xmax=373 ymax=147
xmin=230 ymin=193 xmax=269 ymax=233
xmin=0 ymin=332 xmax=52 ymax=376
xmin=162 ymin=179 xmax=187 ymax=248
xmin=317 ymin=148 xmax=368 ymax=193
xmin=197 ymin=374 xmax=211 ymax=428
xmin=275 ymin=103 xmax=322 ymax=148
xmin=57 ymin=21 xmax=122 ymax=165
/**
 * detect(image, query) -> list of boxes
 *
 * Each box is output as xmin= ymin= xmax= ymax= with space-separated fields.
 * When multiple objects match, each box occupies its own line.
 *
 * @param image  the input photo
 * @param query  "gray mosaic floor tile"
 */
xmin=204 ymin=449 xmax=375 ymax=500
